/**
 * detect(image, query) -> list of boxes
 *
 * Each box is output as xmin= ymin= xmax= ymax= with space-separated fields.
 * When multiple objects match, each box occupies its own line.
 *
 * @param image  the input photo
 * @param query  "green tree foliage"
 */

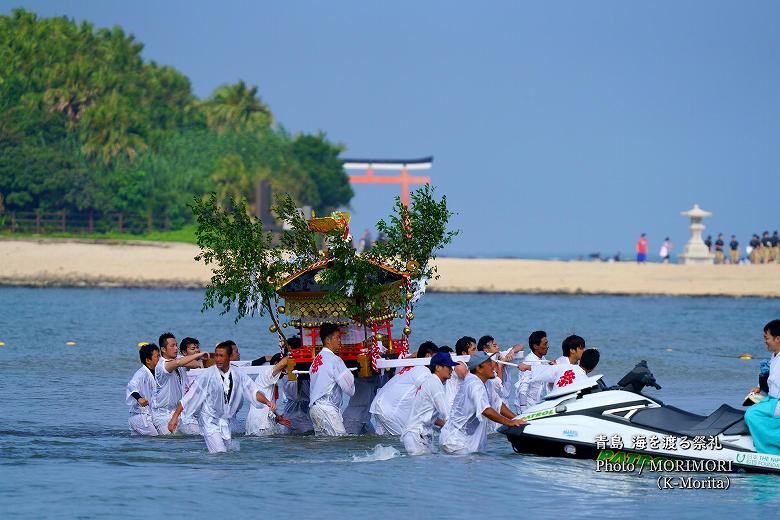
xmin=291 ymin=132 xmax=353 ymax=214
xmin=192 ymin=187 xmax=457 ymax=327
xmin=0 ymin=8 xmax=351 ymax=232
xmin=202 ymin=80 xmax=273 ymax=134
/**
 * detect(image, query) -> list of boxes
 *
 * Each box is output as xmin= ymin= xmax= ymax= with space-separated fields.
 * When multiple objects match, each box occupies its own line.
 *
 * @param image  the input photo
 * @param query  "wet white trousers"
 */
xmin=309 ymin=402 xmax=347 ymax=436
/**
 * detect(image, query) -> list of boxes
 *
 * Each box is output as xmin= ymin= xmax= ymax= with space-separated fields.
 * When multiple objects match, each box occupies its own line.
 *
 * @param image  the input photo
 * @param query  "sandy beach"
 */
xmin=1 ymin=238 xmax=779 ymax=297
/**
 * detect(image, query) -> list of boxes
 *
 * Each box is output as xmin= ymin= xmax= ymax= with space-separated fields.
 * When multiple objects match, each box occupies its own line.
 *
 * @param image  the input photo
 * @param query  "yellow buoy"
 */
xmin=66 ymin=341 xmax=77 ymax=346
xmin=665 ymin=348 xmax=673 ymax=352
xmin=137 ymin=342 xmax=149 ymax=347
xmin=0 ymin=341 xmax=5 ymax=346
xmin=739 ymin=354 xmax=753 ymax=360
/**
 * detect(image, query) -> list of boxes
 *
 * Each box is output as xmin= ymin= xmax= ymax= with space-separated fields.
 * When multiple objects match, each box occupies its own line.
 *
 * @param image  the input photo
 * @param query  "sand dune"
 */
xmin=1 ymin=238 xmax=778 ymax=297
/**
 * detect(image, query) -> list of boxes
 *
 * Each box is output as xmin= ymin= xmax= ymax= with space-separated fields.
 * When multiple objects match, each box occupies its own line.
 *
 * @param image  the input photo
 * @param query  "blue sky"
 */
xmin=5 ymin=1 xmax=779 ymax=257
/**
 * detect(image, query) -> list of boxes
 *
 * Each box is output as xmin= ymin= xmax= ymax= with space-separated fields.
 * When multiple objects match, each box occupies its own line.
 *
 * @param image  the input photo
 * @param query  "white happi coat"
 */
xmin=152 ymin=357 xmax=187 ymax=411
xmin=127 ymin=365 xmax=155 ymax=416
xmin=180 ymin=365 xmax=264 ymax=442
xmin=515 ymin=351 xmax=551 ymax=412
xmin=177 ymin=367 xmax=203 ymax=435
xmin=370 ymin=365 xmax=430 ymax=435
xmin=127 ymin=365 xmax=158 ymax=435
xmin=402 ymin=372 xmax=449 ymax=438
xmin=309 ymin=347 xmax=355 ymax=409
xmin=245 ymin=366 xmax=282 ymax=436
xmin=444 ymin=372 xmax=463 ymax=415
xmin=531 ymin=361 xmax=587 ymax=392
xmin=485 ymin=377 xmax=506 ymax=434
xmin=439 ymin=373 xmax=492 ymax=454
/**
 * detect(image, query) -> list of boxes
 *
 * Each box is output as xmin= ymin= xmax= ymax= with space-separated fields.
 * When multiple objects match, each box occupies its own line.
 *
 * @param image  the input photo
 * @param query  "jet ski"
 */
xmin=500 ymin=361 xmax=780 ymax=474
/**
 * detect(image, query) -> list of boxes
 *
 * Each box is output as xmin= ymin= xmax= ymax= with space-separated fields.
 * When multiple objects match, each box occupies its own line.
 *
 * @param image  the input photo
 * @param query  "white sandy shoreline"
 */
xmin=1 ymin=238 xmax=779 ymax=298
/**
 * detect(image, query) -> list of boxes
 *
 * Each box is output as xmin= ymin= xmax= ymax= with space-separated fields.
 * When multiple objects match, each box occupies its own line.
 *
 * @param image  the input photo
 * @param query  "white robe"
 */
xmin=531 ymin=362 xmax=587 ymax=391
xmin=444 ymin=372 xmax=463 ymax=415
xmin=126 ymin=365 xmax=158 ymax=436
xmin=401 ymin=372 xmax=448 ymax=455
xmin=402 ymin=372 xmax=449 ymax=437
xmin=439 ymin=373 xmax=492 ymax=454
xmin=515 ymin=351 xmax=551 ymax=412
xmin=309 ymin=348 xmax=355 ymax=436
xmin=179 ymin=368 xmax=202 ymax=435
xmin=369 ymin=365 xmax=429 ymax=435
xmin=485 ymin=378 xmax=506 ymax=434
xmin=245 ymin=366 xmax=281 ymax=436
xmin=152 ymin=356 xmax=187 ymax=434
xmin=180 ymin=365 xmax=264 ymax=453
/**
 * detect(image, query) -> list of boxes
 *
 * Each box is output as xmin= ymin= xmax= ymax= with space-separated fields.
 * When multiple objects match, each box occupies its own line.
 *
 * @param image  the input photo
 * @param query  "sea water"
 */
xmin=1 ymin=288 xmax=779 ymax=518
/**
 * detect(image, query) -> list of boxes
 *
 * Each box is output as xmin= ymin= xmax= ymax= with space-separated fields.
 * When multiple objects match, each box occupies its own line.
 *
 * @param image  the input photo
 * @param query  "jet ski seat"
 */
xmin=630 ymin=404 xmax=746 ymax=437
xmin=630 ymin=405 xmax=705 ymax=433
xmin=681 ymin=405 xmax=746 ymax=437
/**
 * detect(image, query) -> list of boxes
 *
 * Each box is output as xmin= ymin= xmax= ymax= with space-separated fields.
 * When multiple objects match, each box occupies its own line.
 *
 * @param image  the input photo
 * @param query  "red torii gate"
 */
xmin=342 ymin=157 xmax=433 ymax=206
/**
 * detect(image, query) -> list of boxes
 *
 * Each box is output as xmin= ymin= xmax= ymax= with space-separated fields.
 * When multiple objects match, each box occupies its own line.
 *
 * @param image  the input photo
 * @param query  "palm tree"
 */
xmin=80 ymin=91 xmax=148 ymax=165
xmin=202 ymin=80 xmax=273 ymax=133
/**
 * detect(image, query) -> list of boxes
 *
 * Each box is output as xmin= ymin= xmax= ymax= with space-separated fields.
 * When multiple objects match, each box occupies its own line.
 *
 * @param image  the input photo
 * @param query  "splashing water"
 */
xmin=351 ymin=444 xmax=401 ymax=462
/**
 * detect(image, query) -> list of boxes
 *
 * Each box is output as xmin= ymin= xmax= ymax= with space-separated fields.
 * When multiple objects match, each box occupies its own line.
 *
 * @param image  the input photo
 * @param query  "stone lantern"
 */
xmin=679 ymin=204 xmax=714 ymax=265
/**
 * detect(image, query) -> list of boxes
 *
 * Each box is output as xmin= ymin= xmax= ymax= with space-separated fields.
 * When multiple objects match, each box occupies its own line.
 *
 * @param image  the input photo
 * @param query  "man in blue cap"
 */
xmin=440 ymin=352 xmax=526 ymax=454
xmin=401 ymin=351 xmax=458 ymax=455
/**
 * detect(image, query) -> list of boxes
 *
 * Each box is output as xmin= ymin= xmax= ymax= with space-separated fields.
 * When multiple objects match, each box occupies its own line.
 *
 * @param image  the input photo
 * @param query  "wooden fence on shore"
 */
xmin=0 ymin=211 xmax=156 ymax=235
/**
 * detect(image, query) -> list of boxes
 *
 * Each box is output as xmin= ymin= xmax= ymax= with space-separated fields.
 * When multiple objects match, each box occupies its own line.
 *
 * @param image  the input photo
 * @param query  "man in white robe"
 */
xmin=152 ymin=332 xmax=208 ymax=434
xmin=477 ymin=335 xmax=523 ymax=407
xmin=369 ymin=341 xmax=439 ymax=435
xmin=440 ymin=352 xmax=525 ymax=455
xmin=245 ymin=353 xmax=292 ymax=436
xmin=515 ymin=330 xmax=553 ymax=412
xmin=553 ymin=334 xmax=586 ymax=366
xmin=309 ymin=323 xmax=355 ymax=436
xmin=401 ymin=352 xmax=458 ymax=455
xmin=126 ymin=343 xmax=160 ymax=436
xmin=520 ymin=346 xmax=599 ymax=392
xmin=179 ymin=337 xmax=206 ymax=435
xmin=167 ymin=342 xmax=275 ymax=453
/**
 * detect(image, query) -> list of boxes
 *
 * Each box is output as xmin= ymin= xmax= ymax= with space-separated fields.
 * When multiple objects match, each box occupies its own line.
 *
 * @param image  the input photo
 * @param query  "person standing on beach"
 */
xmin=659 ymin=237 xmax=673 ymax=263
xmin=126 ymin=343 xmax=160 ymax=436
xmin=749 ymin=234 xmax=761 ymax=264
xmin=704 ymin=235 xmax=713 ymax=253
xmin=308 ymin=323 xmax=356 ymax=436
xmin=636 ymin=233 xmax=648 ymax=263
xmin=714 ymin=234 xmax=725 ymax=264
xmin=770 ymin=231 xmax=779 ymax=263
xmin=729 ymin=235 xmax=740 ymax=264
xmin=152 ymin=332 xmax=208 ymax=435
xmin=761 ymin=231 xmax=772 ymax=264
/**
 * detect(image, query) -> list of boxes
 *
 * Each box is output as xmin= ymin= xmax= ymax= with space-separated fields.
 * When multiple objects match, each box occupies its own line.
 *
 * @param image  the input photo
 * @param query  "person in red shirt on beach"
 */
xmin=636 ymin=233 xmax=648 ymax=263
